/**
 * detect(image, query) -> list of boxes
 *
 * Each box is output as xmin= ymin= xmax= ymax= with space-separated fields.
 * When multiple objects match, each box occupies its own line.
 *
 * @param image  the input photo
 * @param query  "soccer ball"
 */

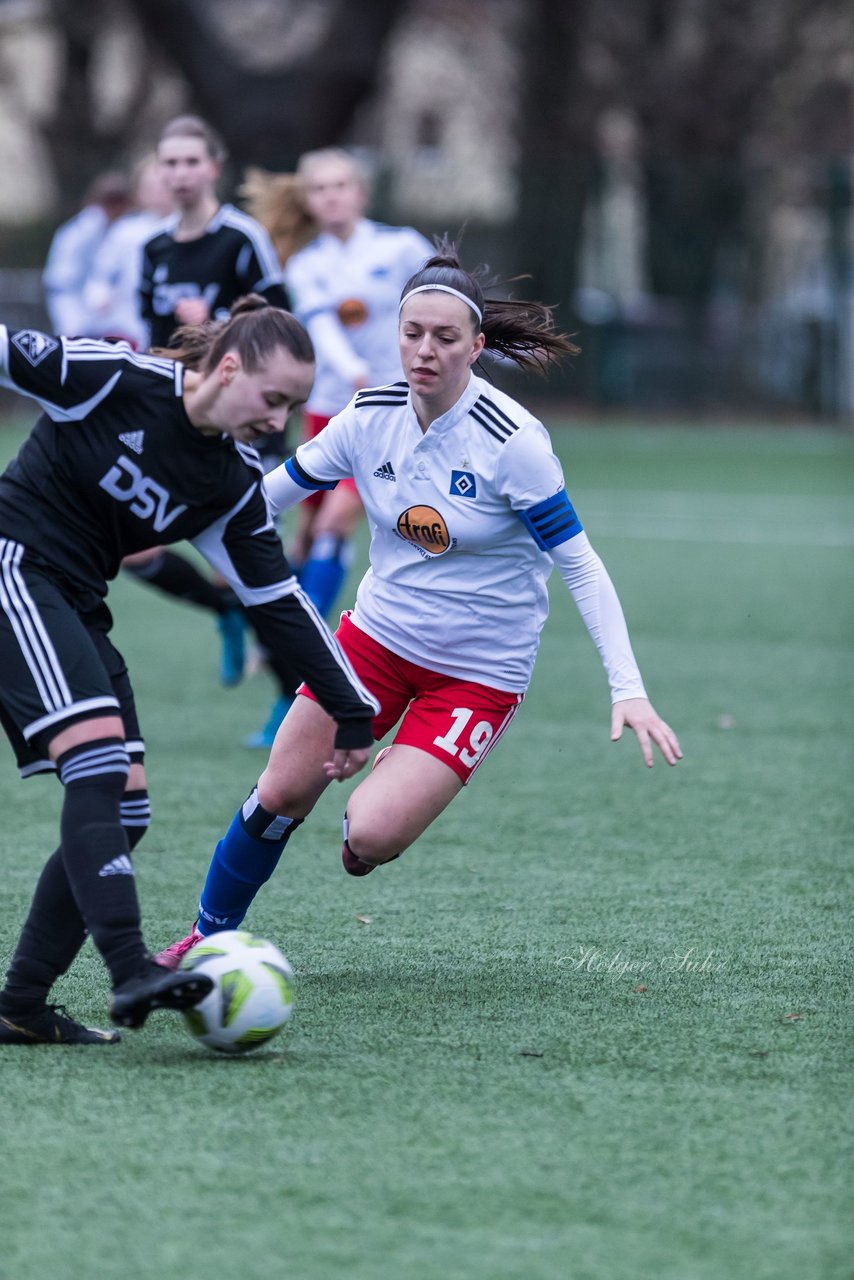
xmin=179 ymin=930 xmax=295 ymax=1054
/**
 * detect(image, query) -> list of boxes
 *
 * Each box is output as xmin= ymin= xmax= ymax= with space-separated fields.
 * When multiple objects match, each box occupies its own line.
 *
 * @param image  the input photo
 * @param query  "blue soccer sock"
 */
xmin=298 ymin=534 xmax=353 ymax=618
xmin=197 ymin=788 xmax=303 ymax=934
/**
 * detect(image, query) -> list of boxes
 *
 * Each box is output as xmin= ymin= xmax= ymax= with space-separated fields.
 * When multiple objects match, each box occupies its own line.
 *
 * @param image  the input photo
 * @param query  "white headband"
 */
xmin=399 ymin=284 xmax=483 ymax=324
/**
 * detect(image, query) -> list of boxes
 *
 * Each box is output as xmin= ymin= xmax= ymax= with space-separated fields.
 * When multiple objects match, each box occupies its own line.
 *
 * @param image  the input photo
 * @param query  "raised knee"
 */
xmin=344 ymin=819 xmax=402 ymax=866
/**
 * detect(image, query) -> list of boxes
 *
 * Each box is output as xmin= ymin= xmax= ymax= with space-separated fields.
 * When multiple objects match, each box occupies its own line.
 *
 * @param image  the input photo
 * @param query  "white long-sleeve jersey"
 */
xmin=83 ymin=211 xmax=163 ymax=347
xmin=284 ymin=219 xmax=433 ymax=415
xmin=265 ymin=374 xmax=647 ymax=701
xmin=42 ymin=206 xmax=110 ymax=336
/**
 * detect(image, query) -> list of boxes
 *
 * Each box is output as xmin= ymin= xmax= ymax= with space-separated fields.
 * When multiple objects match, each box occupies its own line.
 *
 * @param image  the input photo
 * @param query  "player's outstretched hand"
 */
xmin=610 ymin=698 xmax=682 ymax=768
xmin=323 ymin=747 xmax=371 ymax=782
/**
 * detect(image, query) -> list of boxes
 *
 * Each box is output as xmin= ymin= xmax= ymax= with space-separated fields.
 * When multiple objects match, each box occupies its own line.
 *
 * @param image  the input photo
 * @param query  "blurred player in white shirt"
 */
xmin=83 ymin=157 xmax=174 ymax=348
xmin=42 ymin=172 xmax=133 ymax=336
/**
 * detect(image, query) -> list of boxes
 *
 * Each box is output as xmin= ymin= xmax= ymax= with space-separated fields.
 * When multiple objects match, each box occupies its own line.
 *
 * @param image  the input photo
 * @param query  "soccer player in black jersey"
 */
xmin=140 ymin=114 xmax=288 ymax=342
xmin=129 ymin=114 xmax=293 ymax=688
xmin=0 ymin=297 xmax=376 ymax=1045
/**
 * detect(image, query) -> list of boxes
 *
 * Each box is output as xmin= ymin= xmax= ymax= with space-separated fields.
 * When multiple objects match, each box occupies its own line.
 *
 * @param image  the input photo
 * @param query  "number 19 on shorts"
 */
xmin=433 ymin=708 xmax=494 ymax=768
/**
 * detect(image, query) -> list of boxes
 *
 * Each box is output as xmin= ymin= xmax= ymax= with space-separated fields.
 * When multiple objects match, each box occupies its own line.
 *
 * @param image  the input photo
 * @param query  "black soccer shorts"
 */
xmin=0 ymin=539 xmax=144 ymax=777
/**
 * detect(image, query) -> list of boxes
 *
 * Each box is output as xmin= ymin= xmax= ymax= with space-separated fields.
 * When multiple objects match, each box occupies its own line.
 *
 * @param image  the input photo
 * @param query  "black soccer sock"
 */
xmin=55 ymin=740 xmax=149 ymax=988
xmin=0 ymin=784 xmax=154 ymax=1012
xmin=0 ymin=847 xmax=88 ymax=1012
xmin=124 ymin=549 xmax=237 ymax=616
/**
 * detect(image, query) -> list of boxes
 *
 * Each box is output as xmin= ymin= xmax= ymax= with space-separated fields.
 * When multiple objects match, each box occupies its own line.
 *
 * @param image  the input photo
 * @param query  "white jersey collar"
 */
xmin=316 ymin=218 xmax=371 ymax=253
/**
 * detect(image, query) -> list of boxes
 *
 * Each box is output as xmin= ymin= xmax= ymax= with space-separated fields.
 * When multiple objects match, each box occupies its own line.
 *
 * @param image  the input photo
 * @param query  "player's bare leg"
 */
xmin=341 ymin=745 xmax=463 ymax=874
xmin=257 ymin=694 xmax=341 ymax=816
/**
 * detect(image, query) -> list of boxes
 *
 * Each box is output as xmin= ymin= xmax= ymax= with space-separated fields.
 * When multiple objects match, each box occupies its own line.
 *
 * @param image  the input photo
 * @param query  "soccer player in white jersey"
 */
xmin=0 ymin=297 xmax=376 ymax=1045
xmin=159 ymin=243 xmax=682 ymax=967
xmin=42 ymin=171 xmax=133 ymax=336
xmin=243 ymin=147 xmax=432 ymax=746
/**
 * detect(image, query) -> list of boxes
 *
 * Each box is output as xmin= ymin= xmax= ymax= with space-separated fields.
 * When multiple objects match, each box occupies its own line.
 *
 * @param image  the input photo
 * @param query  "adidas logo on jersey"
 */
xmin=11 ymin=330 xmax=59 ymax=367
xmin=373 ymin=461 xmax=396 ymax=482
xmin=98 ymin=855 xmax=134 ymax=878
xmin=118 ymin=430 xmax=145 ymax=455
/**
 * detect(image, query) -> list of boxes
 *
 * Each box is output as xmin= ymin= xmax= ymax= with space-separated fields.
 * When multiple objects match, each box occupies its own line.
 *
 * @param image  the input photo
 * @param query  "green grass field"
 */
xmin=0 ymin=416 xmax=851 ymax=1280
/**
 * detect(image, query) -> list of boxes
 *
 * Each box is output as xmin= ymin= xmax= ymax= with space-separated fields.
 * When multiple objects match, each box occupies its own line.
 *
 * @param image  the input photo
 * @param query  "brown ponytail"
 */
xmin=150 ymin=294 xmax=314 ymax=372
xmin=238 ymin=167 xmax=318 ymax=266
xmin=400 ymin=236 xmax=579 ymax=373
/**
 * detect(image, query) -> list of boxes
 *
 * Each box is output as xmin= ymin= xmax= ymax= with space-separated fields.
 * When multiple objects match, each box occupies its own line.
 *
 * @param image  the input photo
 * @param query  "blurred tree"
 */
xmin=515 ymin=0 xmax=600 ymax=310
xmin=607 ymin=0 xmax=831 ymax=305
xmin=39 ymin=0 xmax=155 ymax=217
xmin=126 ymin=0 xmax=407 ymax=171
xmin=36 ymin=0 xmax=407 ymax=212
xmin=513 ymin=0 xmax=851 ymax=311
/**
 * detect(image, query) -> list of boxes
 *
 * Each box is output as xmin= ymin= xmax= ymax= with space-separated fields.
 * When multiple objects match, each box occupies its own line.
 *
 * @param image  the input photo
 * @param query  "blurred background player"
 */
xmin=125 ymin=115 xmax=292 ymax=688
xmin=241 ymin=147 xmax=432 ymax=745
xmin=82 ymin=155 xmax=174 ymax=348
xmin=42 ymin=170 xmax=133 ymax=337
xmin=140 ymin=114 xmax=289 ymax=340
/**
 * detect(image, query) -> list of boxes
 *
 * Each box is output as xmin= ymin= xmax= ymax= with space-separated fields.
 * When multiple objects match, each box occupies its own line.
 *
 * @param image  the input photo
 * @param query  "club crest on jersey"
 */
xmin=12 ymin=330 xmax=59 ymax=367
xmin=396 ymin=505 xmax=454 ymax=557
xmin=449 ymin=470 xmax=477 ymax=499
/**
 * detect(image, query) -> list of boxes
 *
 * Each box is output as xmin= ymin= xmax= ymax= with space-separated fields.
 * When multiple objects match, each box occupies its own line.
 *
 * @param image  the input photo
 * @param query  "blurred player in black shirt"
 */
xmin=0 ymin=297 xmax=376 ymax=1045
xmin=129 ymin=115 xmax=292 ymax=685
xmin=140 ymin=114 xmax=288 ymax=341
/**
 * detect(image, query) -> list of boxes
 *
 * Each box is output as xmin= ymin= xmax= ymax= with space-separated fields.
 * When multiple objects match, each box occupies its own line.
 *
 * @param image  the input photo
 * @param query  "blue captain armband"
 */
xmin=518 ymin=489 xmax=583 ymax=549
xmin=285 ymin=456 xmax=339 ymax=492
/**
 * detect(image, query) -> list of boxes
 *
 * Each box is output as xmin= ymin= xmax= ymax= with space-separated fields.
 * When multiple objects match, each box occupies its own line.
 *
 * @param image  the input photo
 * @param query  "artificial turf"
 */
xmin=0 ymin=417 xmax=851 ymax=1280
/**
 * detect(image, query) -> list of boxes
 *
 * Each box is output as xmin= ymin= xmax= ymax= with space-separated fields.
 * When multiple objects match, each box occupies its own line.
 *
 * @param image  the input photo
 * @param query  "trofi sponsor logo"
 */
xmin=395 ymin=505 xmax=452 ymax=556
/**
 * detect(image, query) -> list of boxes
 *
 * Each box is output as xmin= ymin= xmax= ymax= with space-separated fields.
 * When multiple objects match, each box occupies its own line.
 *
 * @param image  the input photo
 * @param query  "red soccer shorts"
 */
xmin=300 ymin=612 xmax=523 ymax=783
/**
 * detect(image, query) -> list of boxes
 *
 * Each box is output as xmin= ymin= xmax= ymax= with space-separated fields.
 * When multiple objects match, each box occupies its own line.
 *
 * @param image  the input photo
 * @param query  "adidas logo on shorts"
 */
xmin=373 ymin=461 xmax=396 ymax=481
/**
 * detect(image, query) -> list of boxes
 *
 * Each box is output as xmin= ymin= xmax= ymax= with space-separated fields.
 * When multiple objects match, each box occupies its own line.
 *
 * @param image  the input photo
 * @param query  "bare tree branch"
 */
xmin=127 ymin=0 xmax=407 ymax=169
xmin=515 ymin=0 xmax=599 ymax=302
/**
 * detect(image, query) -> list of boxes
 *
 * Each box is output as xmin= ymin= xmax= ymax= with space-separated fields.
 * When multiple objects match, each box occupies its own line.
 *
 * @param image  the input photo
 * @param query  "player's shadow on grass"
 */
xmin=137 ymin=1040 xmax=299 ymax=1067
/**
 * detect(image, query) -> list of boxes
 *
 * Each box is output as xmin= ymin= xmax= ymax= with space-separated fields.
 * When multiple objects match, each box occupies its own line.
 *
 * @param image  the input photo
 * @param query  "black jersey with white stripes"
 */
xmin=140 ymin=204 xmax=289 ymax=349
xmin=0 ymin=326 xmax=378 ymax=746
